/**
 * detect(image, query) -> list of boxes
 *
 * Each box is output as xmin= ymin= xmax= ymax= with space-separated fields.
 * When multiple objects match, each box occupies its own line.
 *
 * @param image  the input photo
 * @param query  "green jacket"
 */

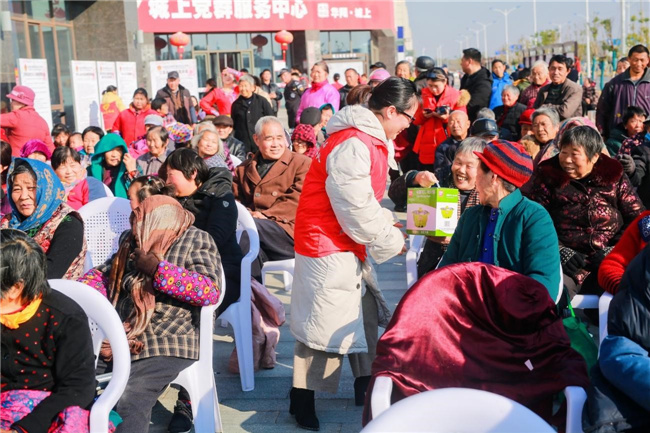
xmin=87 ymin=133 xmax=130 ymax=198
xmin=438 ymin=189 xmax=561 ymax=301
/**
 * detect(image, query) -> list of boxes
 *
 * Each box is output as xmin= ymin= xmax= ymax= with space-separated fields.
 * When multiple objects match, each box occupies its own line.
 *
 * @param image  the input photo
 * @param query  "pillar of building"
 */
xmin=371 ymin=29 xmax=396 ymax=73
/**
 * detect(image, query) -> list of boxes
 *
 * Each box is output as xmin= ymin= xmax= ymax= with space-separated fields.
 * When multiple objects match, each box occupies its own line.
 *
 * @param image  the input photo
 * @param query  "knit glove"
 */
xmin=132 ymin=249 xmax=161 ymax=277
xmin=560 ymin=247 xmax=586 ymax=279
xmin=617 ymin=153 xmax=636 ymax=175
xmin=586 ymin=246 xmax=613 ymax=271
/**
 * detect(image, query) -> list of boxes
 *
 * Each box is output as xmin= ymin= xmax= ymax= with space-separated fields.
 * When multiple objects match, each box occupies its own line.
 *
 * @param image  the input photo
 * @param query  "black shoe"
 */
xmin=289 ymin=387 xmax=320 ymax=431
xmin=354 ymin=376 xmax=372 ymax=406
xmin=394 ymin=203 xmax=407 ymax=212
xmin=168 ymin=400 xmax=193 ymax=433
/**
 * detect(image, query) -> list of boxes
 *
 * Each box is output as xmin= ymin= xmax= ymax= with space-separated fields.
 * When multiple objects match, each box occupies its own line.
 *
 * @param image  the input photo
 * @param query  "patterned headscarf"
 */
xmin=6 ymin=158 xmax=65 ymax=231
xmin=167 ymin=122 xmax=193 ymax=144
xmin=108 ymin=195 xmax=195 ymax=354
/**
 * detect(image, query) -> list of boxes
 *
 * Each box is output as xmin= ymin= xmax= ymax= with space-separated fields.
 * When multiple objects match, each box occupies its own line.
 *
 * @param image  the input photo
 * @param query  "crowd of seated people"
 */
xmin=1 ymin=43 xmax=649 ymax=433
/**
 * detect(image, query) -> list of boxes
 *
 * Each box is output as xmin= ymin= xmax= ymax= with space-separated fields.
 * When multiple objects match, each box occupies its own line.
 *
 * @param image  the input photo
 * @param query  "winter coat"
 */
xmin=524 ymin=154 xmax=644 ymax=266
xmin=283 ymin=79 xmax=305 ymax=128
xmin=534 ymin=79 xmax=584 ymax=120
xmin=111 ymin=104 xmax=157 ymax=147
xmin=291 ymin=105 xmax=404 ymax=354
xmin=489 ymin=71 xmax=513 ymax=109
xmin=629 ymin=141 xmax=650 ymax=208
xmin=413 ymin=86 xmax=467 ymax=165
xmin=155 ymin=84 xmax=192 ymax=124
xmin=582 ymin=244 xmax=650 ymax=433
xmin=233 ymin=148 xmax=311 ymax=239
xmin=339 ymin=84 xmax=353 ymax=108
xmin=0 ymin=106 xmax=53 ymax=156
xmin=230 ymin=94 xmax=274 ymax=155
xmin=460 ymin=67 xmax=493 ymax=121
xmin=101 ymin=92 xmax=126 ymax=131
xmin=596 ymin=67 xmax=650 ymax=138
xmin=433 ymin=136 xmax=463 ymax=182
xmin=604 ymin=126 xmax=628 ymax=156
xmin=200 ymin=87 xmax=239 ymax=116
xmin=494 ymin=102 xmax=526 ymax=141
xmin=291 ymin=105 xmax=405 ymax=354
xmin=261 ymin=82 xmax=283 ymax=114
xmin=295 ymin=82 xmax=340 ymax=123
xmin=438 ymin=189 xmax=562 ymax=300
xmin=223 ymin=135 xmax=246 ymax=161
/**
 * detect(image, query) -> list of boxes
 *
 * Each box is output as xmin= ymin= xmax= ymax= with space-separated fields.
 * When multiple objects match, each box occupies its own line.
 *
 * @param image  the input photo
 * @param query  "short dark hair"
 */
xmin=559 ymin=125 xmax=604 ymax=159
xmin=206 ymin=78 xmax=217 ymax=88
xmin=51 ymin=123 xmax=70 ymax=137
xmin=345 ymin=68 xmax=359 ymax=75
xmin=622 ymin=106 xmax=647 ymax=124
xmin=1 ymin=229 xmax=50 ymax=302
xmin=368 ymin=77 xmax=419 ymax=113
xmin=133 ymin=87 xmax=149 ymax=99
xmin=628 ymin=44 xmax=649 ymax=58
xmin=462 ymin=48 xmax=482 ymax=63
xmin=51 ymin=146 xmax=81 ymax=170
xmin=151 ymin=98 xmax=168 ymax=111
xmin=1 ymin=141 xmax=12 ymax=185
xmin=161 ymin=148 xmax=210 ymax=186
xmin=549 ymin=54 xmax=570 ymax=69
xmin=618 ymin=57 xmax=629 ymax=64
xmin=146 ymin=125 xmax=169 ymax=144
xmin=491 ymin=59 xmax=504 ymax=66
xmin=82 ymin=126 xmax=105 ymax=141
xmin=333 ymin=73 xmax=340 ymax=80
xmin=518 ymin=68 xmax=531 ymax=80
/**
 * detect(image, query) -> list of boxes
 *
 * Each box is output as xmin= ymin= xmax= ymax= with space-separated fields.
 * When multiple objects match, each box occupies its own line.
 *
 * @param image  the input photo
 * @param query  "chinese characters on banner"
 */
xmin=139 ymin=0 xmax=393 ymax=32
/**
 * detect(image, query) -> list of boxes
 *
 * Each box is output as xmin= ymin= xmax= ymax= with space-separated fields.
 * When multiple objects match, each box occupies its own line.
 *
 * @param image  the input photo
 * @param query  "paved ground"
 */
xmin=149 ymin=197 xmax=408 ymax=433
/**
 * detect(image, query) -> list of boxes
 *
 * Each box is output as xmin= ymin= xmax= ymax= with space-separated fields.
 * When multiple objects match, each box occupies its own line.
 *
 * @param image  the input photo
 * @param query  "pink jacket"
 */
xmin=295 ymin=82 xmax=340 ymax=122
xmin=0 ymin=107 xmax=53 ymax=157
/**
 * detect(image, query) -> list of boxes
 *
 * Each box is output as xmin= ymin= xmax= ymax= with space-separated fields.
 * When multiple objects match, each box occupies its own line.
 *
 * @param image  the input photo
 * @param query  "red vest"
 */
xmin=294 ymin=128 xmax=388 ymax=262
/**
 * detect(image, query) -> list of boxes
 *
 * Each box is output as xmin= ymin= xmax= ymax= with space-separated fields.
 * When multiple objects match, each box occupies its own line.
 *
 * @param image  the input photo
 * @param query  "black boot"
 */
xmin=354 ymin=376 xmax=372 ymax=406
xmin=168 ymin=399 xmax=193 ymax=433
xmin=289 ymin=387 xmax=320 ymax=431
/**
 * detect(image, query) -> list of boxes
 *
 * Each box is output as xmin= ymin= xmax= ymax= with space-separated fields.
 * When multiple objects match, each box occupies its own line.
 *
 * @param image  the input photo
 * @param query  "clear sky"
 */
xmin=406 ymin=0 xmax=650 ymax=62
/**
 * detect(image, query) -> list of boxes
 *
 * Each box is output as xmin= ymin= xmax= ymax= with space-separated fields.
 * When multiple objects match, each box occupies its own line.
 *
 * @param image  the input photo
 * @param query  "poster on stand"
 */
xmin=116 ymin=62 xmax=138 ymax=105
xmin=71 ymin=60 xmax=102 ymax=131
xmin=96 ymin=62 xmax=117 ymax=100
xmin=149 ymin=59 xmax=198 ymax=99
xmin=17 ymin=58 xmax=53 ymax=130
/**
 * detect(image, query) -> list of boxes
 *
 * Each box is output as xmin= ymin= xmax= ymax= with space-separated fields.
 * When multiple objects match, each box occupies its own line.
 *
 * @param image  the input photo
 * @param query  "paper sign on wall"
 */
xmin=71 ymin=60 xmax=102 ymax=131
xmin=96 ymin=61 xmax=118 ymax=102
xmin=17 ymin=59 xmax=53 ymax=130
xmin=116 ymin=62 xmax=138 ymax=106
xmin=149 ymin=59 xmax=199 ymax=100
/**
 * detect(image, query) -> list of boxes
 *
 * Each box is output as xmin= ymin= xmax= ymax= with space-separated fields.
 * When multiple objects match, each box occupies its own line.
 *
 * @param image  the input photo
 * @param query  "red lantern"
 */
xmin=251 ymin=34 xmax=269 ymax=53
xmin=169 ymin=32 xmax=190 ymax=59
xmin=274 ymin=30 xmax=294 ymax=62
xmin=154 ymin=36 xmax=167 ymax=51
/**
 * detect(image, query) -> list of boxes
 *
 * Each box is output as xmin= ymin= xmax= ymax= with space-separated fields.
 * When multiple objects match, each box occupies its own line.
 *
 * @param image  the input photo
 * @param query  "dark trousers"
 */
xmin=239 ymin=218 xmax=295 ymax=282
xmin=107 ymin=356 xmax=194 ymax=433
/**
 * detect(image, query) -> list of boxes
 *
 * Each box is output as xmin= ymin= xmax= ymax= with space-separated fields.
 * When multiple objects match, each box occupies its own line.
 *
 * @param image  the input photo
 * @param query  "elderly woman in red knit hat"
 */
xmin=291 ymin=124 xmax=318 ymax=159
xmin=438 ymin=139 xmax=562 ymax=300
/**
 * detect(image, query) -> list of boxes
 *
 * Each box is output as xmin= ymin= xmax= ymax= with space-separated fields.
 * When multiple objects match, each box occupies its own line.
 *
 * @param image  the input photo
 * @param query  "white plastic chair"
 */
xmin=370 ymin=377 xmax=586 ymax=433
xmin=78 ymin=197 xmax=132 ymax=270
xmin=261 ymin=258 xmax=295 ymax=292
xmin=102 ymin=184 xmax=114 ymax=198
xmin=598 ymin=292 xmax=614 ymax=345
xmin=405 ymin=235 xmax=425 ymax=289
xmin=170 ymin=267 xmax=226 ymax=433
xmin=218 ymin=202 xmax=259 ymax=391
xmin=48 ymin=279 xmax=130 ymax=433
xmin=364 ymin=385 xmax=555 ymax=432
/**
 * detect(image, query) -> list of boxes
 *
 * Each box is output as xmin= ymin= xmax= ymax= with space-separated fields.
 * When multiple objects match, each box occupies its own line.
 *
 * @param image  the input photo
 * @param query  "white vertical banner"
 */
xmin=116 ymin=61 xmax=138 ymax=105
xmin=96 ymin=61 xmax=117 ymax=102
xmin=149 ymin=59 xmax=199 ymax=99
xmin=17 ymin=58 xmax=53 ymax=130
xmin=71 ymin=60 xmax=102 ymax=131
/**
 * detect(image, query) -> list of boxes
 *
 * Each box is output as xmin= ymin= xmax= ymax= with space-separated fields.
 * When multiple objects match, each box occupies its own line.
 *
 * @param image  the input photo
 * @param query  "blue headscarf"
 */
xmin=6 ymin=158 xmax=65 ymax=231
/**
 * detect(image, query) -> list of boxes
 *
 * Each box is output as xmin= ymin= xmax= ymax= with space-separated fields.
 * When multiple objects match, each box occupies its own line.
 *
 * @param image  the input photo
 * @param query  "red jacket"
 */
xmin=200 ymin=87 xmax=239 ymax=116
xmin=598 ymin=210 xmax=650 ymax=294
xmin=111 ymin=105 xmax=157 ymax=146
xmin=66 ymin=179 xmax=90 ymax=211
xmin=413 ymin=86 xmax=466 ymax=165
xmin=0 ymin=107 xmax=53 ymax=156
xmin=294 ymin=128 xmax=387 ymax=262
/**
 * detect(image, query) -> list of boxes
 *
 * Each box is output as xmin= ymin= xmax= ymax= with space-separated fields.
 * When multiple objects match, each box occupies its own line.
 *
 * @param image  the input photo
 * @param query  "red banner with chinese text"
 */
xmin=138 ymin=0 xmax=394 ymax=33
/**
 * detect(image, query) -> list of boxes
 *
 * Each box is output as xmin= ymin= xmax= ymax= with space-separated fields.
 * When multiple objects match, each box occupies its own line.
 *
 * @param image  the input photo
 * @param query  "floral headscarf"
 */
xmin=6 ymin=158 xmax=65 ymax=231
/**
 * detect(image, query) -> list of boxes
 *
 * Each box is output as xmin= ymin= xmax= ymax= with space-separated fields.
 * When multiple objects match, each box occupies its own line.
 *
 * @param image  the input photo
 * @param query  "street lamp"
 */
xmin=456 ymin=39 xmax=464 ymax=53
xmin=493 ymin=6 xmax=518 ymax=65
xmin=585 ymin=0 xmax=591 ymax=79
xmin=474 ymin=21 xmax=494 ymax=67
xmin=533 ymin=0 xmax=538 ymax=45
xmin=468 ymin=28 xmax=480 ymax=49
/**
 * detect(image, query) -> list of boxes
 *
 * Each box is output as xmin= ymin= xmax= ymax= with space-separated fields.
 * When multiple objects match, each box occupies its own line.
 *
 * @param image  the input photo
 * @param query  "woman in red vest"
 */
xmin=289 ymin=77 xmax=417 ymax=430
xmin=413 ymin=68 xmax=467 ymax=171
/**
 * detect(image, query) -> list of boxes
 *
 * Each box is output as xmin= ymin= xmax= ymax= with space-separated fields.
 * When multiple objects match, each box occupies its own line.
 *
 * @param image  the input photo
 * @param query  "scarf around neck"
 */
xmin=310 ymin=80 xmax=328 ymax=92
xmin=1 ymin=297 xmax=42 ymax=329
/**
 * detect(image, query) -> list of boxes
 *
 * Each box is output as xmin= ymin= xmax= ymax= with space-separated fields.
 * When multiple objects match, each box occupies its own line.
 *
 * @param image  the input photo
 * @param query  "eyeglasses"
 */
xmin=398 ymin=110 xmax=415 ymax=124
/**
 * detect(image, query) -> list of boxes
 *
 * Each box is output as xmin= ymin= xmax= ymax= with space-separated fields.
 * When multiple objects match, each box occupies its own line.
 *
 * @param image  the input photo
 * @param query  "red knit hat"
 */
xmin=519 ymin=108 xmax=535 ymax=125
xmin=474 ymin=139 xmax=533 ymax=188
xmin=291 ymin=124 xmax=316 ymax=147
